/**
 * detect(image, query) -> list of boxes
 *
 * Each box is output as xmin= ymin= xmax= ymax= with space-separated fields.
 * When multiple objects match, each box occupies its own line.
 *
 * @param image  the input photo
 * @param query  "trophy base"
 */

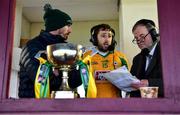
xmin=51 ymin=91 xmax=75 ymax=99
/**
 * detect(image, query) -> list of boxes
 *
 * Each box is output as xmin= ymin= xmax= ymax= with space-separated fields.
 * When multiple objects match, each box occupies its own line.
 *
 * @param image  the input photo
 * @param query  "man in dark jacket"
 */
xmin=18 ymin=4 xmax=82 ymax=98
xmin=130 ymin=19 xmax=164 ymax=97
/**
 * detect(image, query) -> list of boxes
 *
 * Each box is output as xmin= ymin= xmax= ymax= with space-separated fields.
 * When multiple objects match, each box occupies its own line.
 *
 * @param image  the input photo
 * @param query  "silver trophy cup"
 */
xmin=47 ymin=43 xmax=82 ymax=98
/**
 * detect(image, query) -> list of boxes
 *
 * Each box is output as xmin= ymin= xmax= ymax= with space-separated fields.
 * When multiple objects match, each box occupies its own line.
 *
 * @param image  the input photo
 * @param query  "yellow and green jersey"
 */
xmin=83 ymin=48 xmax=129 ymax=98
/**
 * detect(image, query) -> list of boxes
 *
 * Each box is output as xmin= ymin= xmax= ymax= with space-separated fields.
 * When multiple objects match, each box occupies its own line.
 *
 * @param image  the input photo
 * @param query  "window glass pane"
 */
xmin=9 ymin=0 xmax=163 ymax=99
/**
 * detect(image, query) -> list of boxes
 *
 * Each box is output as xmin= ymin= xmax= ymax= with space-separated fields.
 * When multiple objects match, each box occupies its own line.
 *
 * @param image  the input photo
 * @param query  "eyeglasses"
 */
xmin=132 ymin=32 xmax=150 ymax=44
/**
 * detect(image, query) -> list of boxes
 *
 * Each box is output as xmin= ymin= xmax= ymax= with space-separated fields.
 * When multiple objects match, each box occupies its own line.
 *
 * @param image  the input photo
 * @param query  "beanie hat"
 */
xmin=43 ymin=4 xmax=72 ymax=32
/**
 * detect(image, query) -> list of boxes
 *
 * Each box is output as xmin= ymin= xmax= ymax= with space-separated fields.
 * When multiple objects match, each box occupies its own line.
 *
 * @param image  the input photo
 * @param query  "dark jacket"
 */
xmin=18 ymin=31 xmax=82 ymax=98
xmin=130 ymin=42 xmax=164 ymax=97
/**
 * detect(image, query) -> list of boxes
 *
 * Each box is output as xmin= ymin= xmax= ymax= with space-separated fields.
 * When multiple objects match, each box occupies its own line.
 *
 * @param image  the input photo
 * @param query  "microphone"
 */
xmin=141 ymin=48 xmax=150 ymax=56
xmin=147 ymin=37 xmax=159 ymax=51
xmin=108 ymin=41 xmax=117 ymax=51
xmin=141 ymin=38 xmax=159 ymax=56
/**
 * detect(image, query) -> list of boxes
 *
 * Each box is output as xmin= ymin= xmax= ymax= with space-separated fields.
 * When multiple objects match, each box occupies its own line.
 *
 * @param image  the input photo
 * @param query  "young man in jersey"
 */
xmin=83 ymin=24 xmax=129 ymax=98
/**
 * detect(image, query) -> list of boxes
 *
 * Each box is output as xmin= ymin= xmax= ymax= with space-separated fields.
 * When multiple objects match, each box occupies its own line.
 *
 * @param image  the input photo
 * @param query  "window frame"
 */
xmin=0 ymin=0 xmax=180 ymax=113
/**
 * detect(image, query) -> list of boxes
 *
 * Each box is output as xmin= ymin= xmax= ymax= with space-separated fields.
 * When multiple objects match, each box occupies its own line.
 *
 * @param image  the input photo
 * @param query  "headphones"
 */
xmin=145 ymin=22 xmax=159 ymax=42
xmin=89 ymin=24 xmax=117 ymax=51
xmin=133 ymin=19 xmax=159 ymax=43
xmin=133 ymin=19 xmax=160 ymax=56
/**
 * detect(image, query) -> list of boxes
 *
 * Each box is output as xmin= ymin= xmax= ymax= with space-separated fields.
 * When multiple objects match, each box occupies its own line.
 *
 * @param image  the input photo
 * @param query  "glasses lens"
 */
xmin=132 ymin=32 xmax=149 ymax=44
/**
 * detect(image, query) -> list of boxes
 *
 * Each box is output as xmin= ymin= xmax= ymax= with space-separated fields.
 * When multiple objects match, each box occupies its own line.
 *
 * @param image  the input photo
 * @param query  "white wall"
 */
xmin=9 ymin=1 xmax=23 ymax=98
xmin=30 ymin=20 xmax=120 ymax=49
xmin=69 ymin=21 xmax=119 ymax=49
xmin=13 ymin=1 xmax=22 ymax=47
xmin=17 ymin=0 xmax=159 ymax=64
xmin=21 ymin=15 xmax=31 ymax=39
xmin=119 ymin=0 xmax=158 ymax=67
xmin=30 ymin=23 xmax=44 ymax=39
xmin=28 ymin=0 xmax=158 ymax=67
xmin=9 ymin=47 xmax=21 ymax=98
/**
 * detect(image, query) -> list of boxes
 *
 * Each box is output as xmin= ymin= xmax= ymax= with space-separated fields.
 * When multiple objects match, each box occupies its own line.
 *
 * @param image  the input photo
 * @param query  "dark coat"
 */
xmin=18 ymin=31 xmax=82 ymax=98
xmin=130 ymin=42 xmax=164 ymax=97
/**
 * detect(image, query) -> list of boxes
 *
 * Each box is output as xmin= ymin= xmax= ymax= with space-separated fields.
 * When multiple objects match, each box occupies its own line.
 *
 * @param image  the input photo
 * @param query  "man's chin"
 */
xmin=99 ymin=47 xmax=109 ymax=52
xmin=138 ymin=45 xmax=145 ymax=49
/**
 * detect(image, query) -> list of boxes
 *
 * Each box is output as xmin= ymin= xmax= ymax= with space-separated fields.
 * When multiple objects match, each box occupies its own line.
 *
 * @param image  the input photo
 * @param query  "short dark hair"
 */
xmin=132 ymin=19 xmax=159 ymax=42
xmin=132 ymin=19 xmax=156 ymax=32
xmin=91 ymin=24 xmax=115 ymax=38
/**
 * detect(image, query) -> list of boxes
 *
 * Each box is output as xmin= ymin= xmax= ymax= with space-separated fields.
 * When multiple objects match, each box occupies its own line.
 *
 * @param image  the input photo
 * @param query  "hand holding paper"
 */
xmin=131 ymin=79 xmax=149 ymax=89
xmin=103 ymin=66 xmax=140 ymax=92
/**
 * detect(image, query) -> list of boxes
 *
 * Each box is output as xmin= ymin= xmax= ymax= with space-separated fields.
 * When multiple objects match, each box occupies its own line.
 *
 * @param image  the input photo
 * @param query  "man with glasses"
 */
xmin=130 ymin=19 xmax=164 ymax=97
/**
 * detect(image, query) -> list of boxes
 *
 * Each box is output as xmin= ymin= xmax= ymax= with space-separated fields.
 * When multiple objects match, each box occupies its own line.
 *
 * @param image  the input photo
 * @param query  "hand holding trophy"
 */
xmin=47 ymin=43 xmax=82 ymax=99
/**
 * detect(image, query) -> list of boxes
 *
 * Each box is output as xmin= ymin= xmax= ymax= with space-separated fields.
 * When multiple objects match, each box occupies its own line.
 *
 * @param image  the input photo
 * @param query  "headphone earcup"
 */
xmin=146 ymin=23 xmax=159 ymax=42
xmin=90 ymin=34 xmax=98 ymax=46
xmin=112 ymin=38 xmax=116 ymax=46
xmin=150 ymin=28 xmax=159 ymax=37
xmin=149 ymin=28 xmax=159 ymax=42
xmin=108 ymin=37 xmax=117 ymax=51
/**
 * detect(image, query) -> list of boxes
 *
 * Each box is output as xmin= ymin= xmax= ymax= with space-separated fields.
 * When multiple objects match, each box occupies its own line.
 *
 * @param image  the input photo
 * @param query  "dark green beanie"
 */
xmin=43 ymin=4 xmax=72 ymax=32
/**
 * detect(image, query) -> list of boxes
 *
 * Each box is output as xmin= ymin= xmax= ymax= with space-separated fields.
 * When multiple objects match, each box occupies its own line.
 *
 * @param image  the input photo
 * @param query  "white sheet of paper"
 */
xmin=103 ymin=66 xmax=140 ymax=92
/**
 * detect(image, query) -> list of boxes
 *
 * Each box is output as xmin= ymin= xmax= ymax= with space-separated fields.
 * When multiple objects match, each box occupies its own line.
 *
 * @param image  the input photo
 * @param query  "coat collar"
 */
xmin=145 ymin=42 xmax=160 ymax=75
